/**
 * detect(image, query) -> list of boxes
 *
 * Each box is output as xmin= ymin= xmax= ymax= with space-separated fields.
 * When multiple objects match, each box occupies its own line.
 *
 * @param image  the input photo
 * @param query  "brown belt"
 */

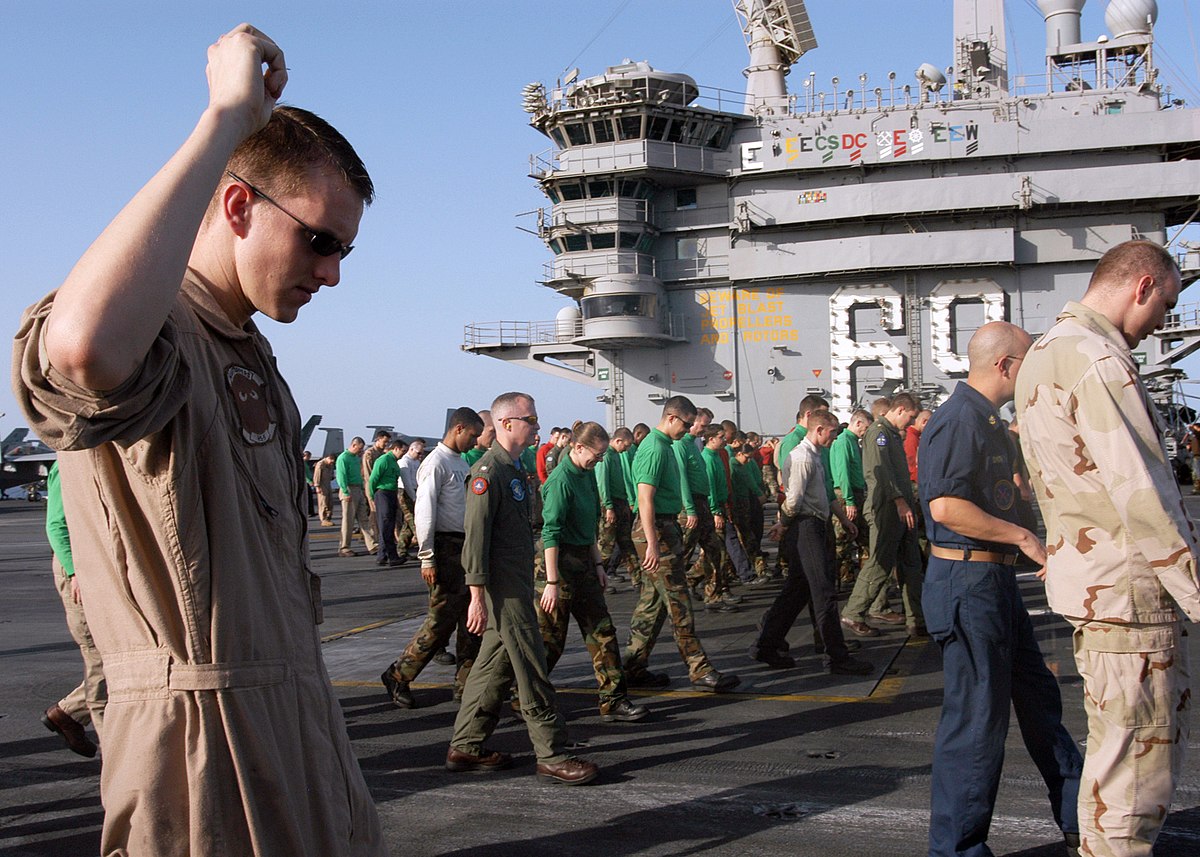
xmin=930 ymin=544 xmax=1019 ymax=565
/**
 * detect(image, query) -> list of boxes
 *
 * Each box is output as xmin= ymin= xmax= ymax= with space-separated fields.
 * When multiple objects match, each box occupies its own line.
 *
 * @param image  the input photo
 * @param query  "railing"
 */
xmin=550 ymin=198 xmax=652 ymax=229
xmin=543 ymin=252 xmax=656 ymax=282
xmin=463 ymin=319 xmax=582 ymax=349
xmin=1161 ymin=302 xmax=1200 ymax=333
xmin=464 ymin=313 xmax=689 ymax=350
xmin=532 ymin=140 xmax=735 ymax=178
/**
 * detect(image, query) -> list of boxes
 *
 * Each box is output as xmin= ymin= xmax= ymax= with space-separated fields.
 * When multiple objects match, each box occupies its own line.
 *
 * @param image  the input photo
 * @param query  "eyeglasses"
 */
xmin=507 ymin=415 xmax=540 ymax=427
xmin=225 ymin=171 xmax=354 ymax=260
xmin=670 ymin=414 xmax=694 ymax=431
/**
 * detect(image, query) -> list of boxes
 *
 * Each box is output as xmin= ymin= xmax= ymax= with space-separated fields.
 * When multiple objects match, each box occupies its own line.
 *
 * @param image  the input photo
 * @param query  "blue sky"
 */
xmin=5 ymin=1 xmax=1199 ymax=447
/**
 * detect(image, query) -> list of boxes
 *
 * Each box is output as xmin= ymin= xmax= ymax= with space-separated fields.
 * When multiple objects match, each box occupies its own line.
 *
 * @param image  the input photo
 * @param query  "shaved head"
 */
xmin=967 ymin=321 xmax=1033 ymax=372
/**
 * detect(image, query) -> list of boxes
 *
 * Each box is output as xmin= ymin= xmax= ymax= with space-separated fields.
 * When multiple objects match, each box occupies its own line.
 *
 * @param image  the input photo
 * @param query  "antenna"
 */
xmin=734 ymin=0 xmax=818 ymax=68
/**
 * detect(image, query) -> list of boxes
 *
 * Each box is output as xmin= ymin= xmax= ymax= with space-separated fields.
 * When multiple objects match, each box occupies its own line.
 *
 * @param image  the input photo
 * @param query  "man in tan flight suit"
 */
xmin=1017 ymin=240 xmax=1199 ymax=857
xmin=12 ymin=25 xmax=384 ymax=856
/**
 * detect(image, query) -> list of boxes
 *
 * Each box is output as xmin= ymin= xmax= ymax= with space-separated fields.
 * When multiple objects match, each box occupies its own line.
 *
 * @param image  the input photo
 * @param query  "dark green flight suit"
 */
xmin=842 ymin=417 xmax=925 ymax=627
xmin=449 ymin=445 xmax=569 ymax=764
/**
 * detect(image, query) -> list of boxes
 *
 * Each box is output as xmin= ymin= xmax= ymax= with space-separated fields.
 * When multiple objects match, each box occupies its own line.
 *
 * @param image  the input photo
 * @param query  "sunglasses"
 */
xmin=507 ymin=415 xmax=540 ymax=426
xmin=225 ymin=171 xmax=354 ymax=260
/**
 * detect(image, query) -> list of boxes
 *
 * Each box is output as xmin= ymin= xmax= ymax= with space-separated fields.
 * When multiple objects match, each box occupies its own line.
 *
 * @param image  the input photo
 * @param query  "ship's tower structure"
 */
xmin=466 ymin=0 xmax=1200 ymax=430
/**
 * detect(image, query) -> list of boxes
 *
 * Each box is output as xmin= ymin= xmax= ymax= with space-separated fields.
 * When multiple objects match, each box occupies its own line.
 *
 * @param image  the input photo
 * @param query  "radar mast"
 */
xmin=733 ymin=0 xmax=818 ymax=115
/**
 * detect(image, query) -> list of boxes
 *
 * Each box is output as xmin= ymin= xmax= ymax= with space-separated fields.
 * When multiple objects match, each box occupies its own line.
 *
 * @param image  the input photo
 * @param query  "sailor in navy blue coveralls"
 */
xmin=918 ymin=325 xmax=1082 ymax=857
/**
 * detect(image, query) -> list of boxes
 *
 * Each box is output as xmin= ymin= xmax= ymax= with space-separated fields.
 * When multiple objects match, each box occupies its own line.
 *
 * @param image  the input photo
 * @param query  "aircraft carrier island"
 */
xmin=464 ymin=0 xmax=1200 ymax=431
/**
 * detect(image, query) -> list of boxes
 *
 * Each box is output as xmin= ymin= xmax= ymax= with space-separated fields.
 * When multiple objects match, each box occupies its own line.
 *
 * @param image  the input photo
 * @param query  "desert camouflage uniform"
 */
xmin=1017 ymin=300 xmax=1200 ymax=857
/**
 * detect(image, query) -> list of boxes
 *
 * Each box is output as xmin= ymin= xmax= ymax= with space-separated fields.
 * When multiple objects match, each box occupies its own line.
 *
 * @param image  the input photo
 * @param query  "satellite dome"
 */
xmin=555 ymin=305 xmax=582 ymax=322
xmin=1105 ymin=0 xmax=1157 ymax=39
xmin=915 ymin=63 xmax=946 ymax=91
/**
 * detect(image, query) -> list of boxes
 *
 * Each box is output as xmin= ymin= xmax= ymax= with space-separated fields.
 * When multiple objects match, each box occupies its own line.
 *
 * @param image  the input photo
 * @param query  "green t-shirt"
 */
xmin=674 ymin=437 xmax=709 ymax=515
xmin=830 ymin=428 xmax=866 ymax=504
xmin=540 ymin=454 xmax=600 ymax=547
xmin=369 ymin=452 xmax=400 ymax=494
xmin=632 ymin=428 xmax=684 ymax=515
xmin=595 ymin=447 xmax=627 ymax=507
xmin=335 ymin=449 xmax=363 ymax=489
xmin=700 ymin=447 xmax=728 ymax=513
xmin=45 ymin=462 xmax=74 ymax=577
xmin=462 ymin=446 xmax=486 ymax=467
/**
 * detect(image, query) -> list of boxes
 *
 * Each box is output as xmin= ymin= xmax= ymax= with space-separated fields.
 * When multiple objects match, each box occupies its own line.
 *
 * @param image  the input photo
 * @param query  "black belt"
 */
xmin=435 ymin=531 xmax=465 ymax=540
xmin=930 ymin=544 xmax=1019 ymax=565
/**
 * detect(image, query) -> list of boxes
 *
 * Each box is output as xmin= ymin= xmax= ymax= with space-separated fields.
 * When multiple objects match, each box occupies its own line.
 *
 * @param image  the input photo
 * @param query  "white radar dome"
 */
xmin=1105 ymin=0 xmax=1157 ymax=38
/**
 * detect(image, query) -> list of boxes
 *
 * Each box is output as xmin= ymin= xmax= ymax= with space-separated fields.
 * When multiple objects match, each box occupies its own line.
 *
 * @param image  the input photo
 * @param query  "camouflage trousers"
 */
xmin=679 ymin=496 xmax=731 ymax=603
xmin=833 ymin=489 xmax=869 ymax=585
xmin=599 ymin=498 xmax=640 ymax=582
xmin=385 ymin=533 xmax=479 ymax=694
xmin=395 ymin=492 xmax=416 ymax=553
xmin=623 ymin=515 xmax=714 ymax=683
xmin=533 ymin=543 xmax=628 ymax=710
xmin=1073 ymin=621 xmax=1191 ymax=857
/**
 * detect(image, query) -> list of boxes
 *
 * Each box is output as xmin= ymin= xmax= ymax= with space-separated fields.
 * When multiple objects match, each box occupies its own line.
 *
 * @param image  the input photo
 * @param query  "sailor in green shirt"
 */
xmin=595 ymin=427 xmax=639 ymax=582
xmin=622 ymin=396 xmax=740 ymax=693
xmin=336 ymin=437 xmax=377 ymax=557
xmin=675 ymin=416 xmax=736 ymax=612
xmin=43 ymin=461 xmax=106 ymax=757
xmin=829 ymin=409 xmax=872 ymax=585
xmin=534 ymin=422 xmax=648 ymax=723
xmin=368 ymin=439 xmax=406 ymax=566
xmin=461 ymin=409 xmax=494 ymax=468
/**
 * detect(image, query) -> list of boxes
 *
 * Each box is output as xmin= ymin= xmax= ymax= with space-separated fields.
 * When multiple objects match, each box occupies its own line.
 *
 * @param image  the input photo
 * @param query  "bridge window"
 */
xmin=592 ymin=119 xmax=616 ymax=143
xmin=591 ymin=232 xmax=616 ymax=249
xmin=565 ymin=123 xmax=591 ymax=146
xmin=582 ymin=294 xmax=657 ymax=319
xmin=618 ymin=115 xmax=643 ymax=140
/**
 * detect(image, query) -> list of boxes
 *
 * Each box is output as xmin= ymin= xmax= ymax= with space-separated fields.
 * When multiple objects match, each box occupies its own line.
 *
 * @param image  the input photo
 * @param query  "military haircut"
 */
xmin=798 ymin=394 xmax=830 ymax=419
xmin=696 ymin=407 xmax=715 ymax=420
xmin=388 ymin=438 xmax=406 ymax=451
xmin=491 ymin=391 xmax=534 ymax=419
xmin=661 ymin=395 xmax=697 ymax=420
xmin=1087 ymin=239 xmax=1179 ymax=295
xmin=808 ymin=410 xmax=839 ymax=430
xmin=448 ymin=406 xmax=484 ymax=432
xmin=632 ymin=422 xmax=651 ymax=440
xmin=851 ymin=408 xmax=872 ymax=424
xmin=702 ymin=426 xmax=725 ymax=441
xmin=230 ymin=106 xmax=373 ymax=203
xmin=373 ymin=429 xmax=392 ymax=441
xmin=611 ymin=426 xmax=634 ymax=441
xmin=890 ymin=392 xmax=919 ymax=413
xmin=871 ymin=397 xmax=892 ymax=418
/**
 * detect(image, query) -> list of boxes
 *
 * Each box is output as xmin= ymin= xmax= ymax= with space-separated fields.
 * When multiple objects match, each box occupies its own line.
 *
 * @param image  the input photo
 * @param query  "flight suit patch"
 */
xmin=876 ymin=435 xmax=888 ymax=446
xmin=510 ymin=478 xmax=526 ymax=502
xmin=226 ymin=365 xmax=277 ymax=445
xmin=471 ymin=477 xmax=489 ymax=495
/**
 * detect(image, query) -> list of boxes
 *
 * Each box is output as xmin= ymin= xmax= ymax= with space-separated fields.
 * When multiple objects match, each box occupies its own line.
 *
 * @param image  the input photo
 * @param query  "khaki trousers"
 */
xmin=53 ymin=558 xmax=106 ymax=737
xmin=340 ymin=485 xmax=377 ymax=552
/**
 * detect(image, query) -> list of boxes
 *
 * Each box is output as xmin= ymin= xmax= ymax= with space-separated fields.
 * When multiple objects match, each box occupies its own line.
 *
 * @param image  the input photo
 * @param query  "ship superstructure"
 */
xmin=464 ymin=0 xmax=1200 ymax=430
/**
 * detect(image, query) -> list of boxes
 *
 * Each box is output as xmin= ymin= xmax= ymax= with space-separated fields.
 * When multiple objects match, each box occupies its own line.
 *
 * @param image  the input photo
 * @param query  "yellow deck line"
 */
xmin=324 ymin=615 xmax=926 ymax=703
